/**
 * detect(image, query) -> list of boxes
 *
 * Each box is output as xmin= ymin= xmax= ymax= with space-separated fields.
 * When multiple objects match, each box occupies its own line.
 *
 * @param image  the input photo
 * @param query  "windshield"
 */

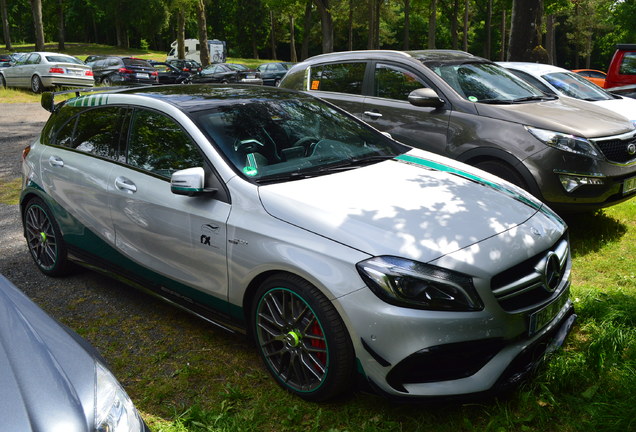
xmin=193 ymin=97 xmax=407 ymax=183
xmin=430 ymin=62 xmax=546 ymax=103
xmin=543 ymin=72 xmax=613 ymax=101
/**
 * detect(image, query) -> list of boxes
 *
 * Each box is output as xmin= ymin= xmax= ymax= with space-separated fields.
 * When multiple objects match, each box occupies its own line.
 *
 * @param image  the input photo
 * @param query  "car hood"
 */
xmin=0 ymin=276 xmax=96 ymax=431
xmin=258 ymin=149 xmax=556 ymax=263
xmin=591 ymin=97 xmax=636 ymax=122
xmin=474 ymin=96 xmax=634 ymax=138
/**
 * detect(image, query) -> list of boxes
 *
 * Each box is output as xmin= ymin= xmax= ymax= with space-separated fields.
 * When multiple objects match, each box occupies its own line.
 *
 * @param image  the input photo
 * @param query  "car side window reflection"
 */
xmin=57 ymin=107 xmax=124 ymax=160
xmin=309 ymin=62 xmax=365 ymax=94
xmin=374 ymin=63 xmax=427 ymax=100
xmin=126 ymin=109 xmax=204 ymax=178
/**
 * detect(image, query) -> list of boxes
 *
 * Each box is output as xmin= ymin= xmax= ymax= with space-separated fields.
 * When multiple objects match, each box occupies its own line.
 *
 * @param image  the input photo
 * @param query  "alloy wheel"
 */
xmin=24 ymin=204 xmax=58 ymax=271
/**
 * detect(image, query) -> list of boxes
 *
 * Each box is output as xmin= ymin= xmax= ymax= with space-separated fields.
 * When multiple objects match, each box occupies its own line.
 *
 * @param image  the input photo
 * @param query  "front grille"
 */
xmin=491 ymin=235 xmax=569 ymax=312
xmin=594 ymin=134 xmax=636 ymax=164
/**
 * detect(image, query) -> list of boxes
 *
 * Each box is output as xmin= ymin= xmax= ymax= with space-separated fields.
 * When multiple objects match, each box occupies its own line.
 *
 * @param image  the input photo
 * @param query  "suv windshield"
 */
xmin=429 ymin=62 xmax=546 ymax=103
xmin=193 ymin=97 xmax=407 ymax=183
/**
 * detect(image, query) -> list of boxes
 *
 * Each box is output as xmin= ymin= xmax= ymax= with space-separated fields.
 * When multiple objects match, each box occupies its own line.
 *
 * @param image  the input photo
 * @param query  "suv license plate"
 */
xmin=528 ymin=288 xmax=569 ymax=336
xmin=136 ymin=73 xmax=149 ymax=79
xmin=624 ymin=176 xmax=636 ymax=194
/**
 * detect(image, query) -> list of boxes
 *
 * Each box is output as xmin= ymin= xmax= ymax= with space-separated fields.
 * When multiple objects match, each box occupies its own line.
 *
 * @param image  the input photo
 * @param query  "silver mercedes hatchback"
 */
xmin=21 ymin=85 xmax=575 ymax=401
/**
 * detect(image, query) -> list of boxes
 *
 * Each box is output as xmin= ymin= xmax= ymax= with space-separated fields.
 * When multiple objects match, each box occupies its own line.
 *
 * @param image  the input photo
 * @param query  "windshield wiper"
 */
xmin=511 ymin=95 xmax=557 ymax=103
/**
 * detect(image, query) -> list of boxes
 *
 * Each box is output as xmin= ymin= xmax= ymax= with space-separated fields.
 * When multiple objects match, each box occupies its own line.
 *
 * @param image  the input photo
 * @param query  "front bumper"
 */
xmin=338 ymin=284 xmax=575 ymax=399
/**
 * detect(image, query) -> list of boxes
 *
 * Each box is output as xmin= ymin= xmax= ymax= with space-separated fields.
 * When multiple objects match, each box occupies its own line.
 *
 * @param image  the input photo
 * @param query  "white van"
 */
xmin=167 ymin=39 xmax=227 ymax=64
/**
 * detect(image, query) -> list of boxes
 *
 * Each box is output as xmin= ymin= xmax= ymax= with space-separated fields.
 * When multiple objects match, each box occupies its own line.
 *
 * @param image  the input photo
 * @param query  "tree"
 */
xmin=428 ymin=0 xmax=436 ymax=48
xmin=1 ymin=0 xmax=12 ymax=49
xmin=314 ymin=0 xmax=333 ymax=53
xmin=57 ymin=0 xmax=65 ymax=51
xmin=31 ymin=0 xmax=45 ymax=50
xmin=507 ymin=0 xmax=545 ymax=61
xmin=196 ymin=0 xmax=210 ymax=65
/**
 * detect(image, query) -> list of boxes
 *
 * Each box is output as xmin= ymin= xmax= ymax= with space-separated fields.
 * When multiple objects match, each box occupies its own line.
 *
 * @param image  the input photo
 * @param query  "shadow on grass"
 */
xmin=562 ymin=210 xmax=627 ymax=258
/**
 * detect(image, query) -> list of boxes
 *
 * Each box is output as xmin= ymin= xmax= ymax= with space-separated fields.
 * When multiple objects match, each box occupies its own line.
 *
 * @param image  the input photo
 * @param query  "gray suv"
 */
xmin=280 ymin=50 xmax=636 ymax=212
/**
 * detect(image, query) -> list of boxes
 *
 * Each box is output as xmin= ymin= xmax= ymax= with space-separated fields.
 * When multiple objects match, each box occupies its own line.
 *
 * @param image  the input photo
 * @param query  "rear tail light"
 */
xmin=118 ymin=68 xmax=134 ymax=74
xmin=151 ymin=71 xmax=158 ymax=76
xmin=22 ymin=145 xmax=31 ymax=161
xmin=49 ymin=67 xmax=64 ymax=74
xmin=85 ymin=70 xmax=94 ymax=76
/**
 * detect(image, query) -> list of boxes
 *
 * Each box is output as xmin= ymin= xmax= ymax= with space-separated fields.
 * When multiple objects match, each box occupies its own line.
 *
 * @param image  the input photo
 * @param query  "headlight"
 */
xmin=356 ymin=256 xmax=483 ymax=311
xmin=526 ymin=126 xmax=602 ymax=159
xmin=95 ymin=362 xmax=145 ymax=432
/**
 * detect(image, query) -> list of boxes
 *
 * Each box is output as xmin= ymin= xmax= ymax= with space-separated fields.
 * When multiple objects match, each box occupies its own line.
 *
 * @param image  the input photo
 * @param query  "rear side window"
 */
xmin=309 ymin=62 xmax=366 ymax=95
xmin=54 ymin=107 xmax=125 ymax=160
xmin=374 ymin=63 xmax=427 ymax=100
xmin=619 ymin=52 xmax=636 ymax=75
xmin=126 ymin=109 xmax=204 ymax=178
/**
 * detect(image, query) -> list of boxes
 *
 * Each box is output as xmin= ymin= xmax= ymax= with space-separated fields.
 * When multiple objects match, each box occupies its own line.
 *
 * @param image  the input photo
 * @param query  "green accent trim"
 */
xmin=395 ymin=154 xmax=542 ymax=212
xmin=287 ymin=330 xmax=301 ymax=347
xmin=67 ymin=94 xmax=109 ymax=108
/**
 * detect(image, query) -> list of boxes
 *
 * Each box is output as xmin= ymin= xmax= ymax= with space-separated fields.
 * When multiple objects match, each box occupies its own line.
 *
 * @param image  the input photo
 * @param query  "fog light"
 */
xmin=559 ymin=174 xmax=605 ymax=192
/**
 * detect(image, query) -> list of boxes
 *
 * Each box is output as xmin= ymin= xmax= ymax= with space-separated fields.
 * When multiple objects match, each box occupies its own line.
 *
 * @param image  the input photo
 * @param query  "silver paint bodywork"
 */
xmin=22 ymin=87 xmax=573 ymax=398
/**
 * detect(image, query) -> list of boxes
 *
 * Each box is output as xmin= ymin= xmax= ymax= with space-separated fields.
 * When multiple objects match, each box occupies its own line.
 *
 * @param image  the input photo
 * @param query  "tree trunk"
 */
xmin=451 ymin=0 xmax=458 ymax=49
xmin=31 ymin=0 xmax=45 ymax=51
xmin=1 ymin=0 xmax=12 ymax=50
xmin=403 ymin=0 xmax=410 ymax=50
xmin=462 ymin=0 xmax=469 ymax=51
xmin=314 ymin=0 xmax=333 ymax=53
xmin=58 ymin=0 xmax=65 ymax=51
xmin=508 ymin=0 xmax=545 ymax=62
xmin=374 ymin=0 xmax=381 ymax=48
xmin=301 ymin=0 xmax=312 ymax=60
xmin=428 ymin=0 xmax=436 ymax=48
xmin=177 ymin=9 xmax=186 ymax=59
xmin=500 ymin=8 xmax=506 ymax=60
xmin=546 ymin=13 xmax=555 ymax=64
xmin=270 ymin=10 xmax=277 ymax=60
xmin=347 ymin=0 xmax=353 ymax=51
xmin=484 ymin=0 xmax=491 ymax=59
xmin=367 ymin=0 xmax=376 ymax=49
xmin=290 ymin=16 xmax=297 ymax=62
xmin=197 ymin=0 xmax=210 ymax=65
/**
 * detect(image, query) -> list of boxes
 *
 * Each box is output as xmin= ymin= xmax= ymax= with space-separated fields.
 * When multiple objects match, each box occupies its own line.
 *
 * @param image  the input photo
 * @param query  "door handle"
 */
xmin=48 ymin=156 xmax=64 ymax=167
xmin=114 ymin=176 xmax=137 ymax=193
xmin=363 ymin=111 xmax=383 ymax=119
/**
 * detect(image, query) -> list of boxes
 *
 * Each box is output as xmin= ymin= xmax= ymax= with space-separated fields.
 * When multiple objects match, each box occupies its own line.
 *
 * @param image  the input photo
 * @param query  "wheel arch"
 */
xmin=458 ymin=147 xmax=542 ymax=199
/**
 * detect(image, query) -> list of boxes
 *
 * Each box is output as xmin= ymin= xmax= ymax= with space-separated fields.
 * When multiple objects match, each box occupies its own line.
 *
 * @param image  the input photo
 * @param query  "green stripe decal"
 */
xmin=67 ymin=94 xmax=109 ymax=107
xmin=395 ymin=153 xmax=543 ymax=212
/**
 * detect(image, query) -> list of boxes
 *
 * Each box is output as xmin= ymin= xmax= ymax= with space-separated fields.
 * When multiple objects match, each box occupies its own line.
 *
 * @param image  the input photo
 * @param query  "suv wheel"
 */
xmin=474 ymin=159 xmax=528 ymax=190
xmin=252 ymin=274 xmax=354 ymax=401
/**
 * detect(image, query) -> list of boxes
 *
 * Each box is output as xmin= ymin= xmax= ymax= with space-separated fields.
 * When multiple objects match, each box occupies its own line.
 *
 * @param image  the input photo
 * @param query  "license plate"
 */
xmin=624 ymin=176 xmax=636 ymax=194
xmin=246 ymin=74 xmax=255 ymax=79
xmin=136 ymin=73 xmax=149 ymax=79
xmin=528 ymin=288 xmax=569 ymax=336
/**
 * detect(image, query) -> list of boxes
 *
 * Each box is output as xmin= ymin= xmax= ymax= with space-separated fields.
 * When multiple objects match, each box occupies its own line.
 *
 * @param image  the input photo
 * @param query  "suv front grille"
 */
xmin=491 ymin=235 xmax=569 ymax=312
xmin=594 ymin=134 xmax=636 ymax=164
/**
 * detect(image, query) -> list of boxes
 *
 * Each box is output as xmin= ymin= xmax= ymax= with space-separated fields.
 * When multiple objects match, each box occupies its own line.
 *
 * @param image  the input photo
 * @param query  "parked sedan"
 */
xmin=91 ymin=57 xmax=158 ymax=86
xmin=22 ymin=85 xmax=575 ymax=401
xmin=0 ymin=274 xmax=148 ymax=431
xmin=572 ymin=69 xmax=607 ymax=87
xmin=256 ymin=62 xmax=293 ymax=86
xmin=190 ymin=63 xmax=262 ymax=84
xmin=167 ymin=59 xmax=202 ymax=74
xmin=500 ymin=62 xmax=636 ymax=126
xmin=149 ymin=61 xmax=191 ymax=84
xmin=0 ymin=52 xmax=94 ymax=93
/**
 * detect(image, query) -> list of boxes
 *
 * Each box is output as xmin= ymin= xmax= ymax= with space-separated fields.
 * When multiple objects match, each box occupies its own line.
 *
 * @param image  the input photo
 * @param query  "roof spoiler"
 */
xmin=40 ymin=84 xmax=153 ymax=112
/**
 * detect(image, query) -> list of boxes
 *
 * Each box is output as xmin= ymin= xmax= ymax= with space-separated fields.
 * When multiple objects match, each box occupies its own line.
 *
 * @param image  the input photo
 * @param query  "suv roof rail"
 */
xmin=41 ymin=85 xmax=153 ymax=112
xmin=616 ymin=44 xmax=636 ymax=50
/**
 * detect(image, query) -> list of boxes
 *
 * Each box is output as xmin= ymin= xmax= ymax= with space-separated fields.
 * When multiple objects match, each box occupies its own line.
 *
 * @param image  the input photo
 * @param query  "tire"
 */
xmin=274 ymin=78 xmax=281 ymax=87
xmin=23 ymin=197 xmax=73 ymax=276
xmin=0 ymin=74 xmax=6 ymax=89
xmin=102 ymin=76 xmax=113 ymax=87
xmin=252 ymin=274 xmax=354 ymax=401
xmin=31 ymin=75 xmax=43 ymax=93
xmin=474 ymin=159 xmax=528 ymax=190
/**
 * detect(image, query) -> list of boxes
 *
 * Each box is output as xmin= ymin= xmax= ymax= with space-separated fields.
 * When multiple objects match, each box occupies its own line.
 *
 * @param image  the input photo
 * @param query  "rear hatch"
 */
xmin=122 ymin=58 xmax=158 ymax=83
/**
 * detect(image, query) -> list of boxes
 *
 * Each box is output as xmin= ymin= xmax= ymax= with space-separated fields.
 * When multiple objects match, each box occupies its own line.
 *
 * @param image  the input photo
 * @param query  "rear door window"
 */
xmin=619 ymin=52 xmax=636 ymax=75
xmin=126 ymin=108 xmax=204 ymax=178
xmin=308 ymin=62 xmax=366 ymax=95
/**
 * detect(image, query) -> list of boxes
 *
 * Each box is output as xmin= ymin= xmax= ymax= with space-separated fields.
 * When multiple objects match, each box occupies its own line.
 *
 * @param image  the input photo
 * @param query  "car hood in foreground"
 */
xmin=474 ymin=96 xmax=634 ymax=138
xmin=0 ymin=275 xmax=96 ymax=431
xmin=259 ymin=150 xmax=561 ymax=263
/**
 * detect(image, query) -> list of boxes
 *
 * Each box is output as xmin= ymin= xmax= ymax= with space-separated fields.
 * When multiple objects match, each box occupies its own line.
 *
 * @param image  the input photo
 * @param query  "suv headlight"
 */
xmin=526 ymin=126 xmax=602 ymax=159
xmin=95 ymin=362 xmax=145 ymax=432
xmin=356 ymin=256 xmax=483 ymax=311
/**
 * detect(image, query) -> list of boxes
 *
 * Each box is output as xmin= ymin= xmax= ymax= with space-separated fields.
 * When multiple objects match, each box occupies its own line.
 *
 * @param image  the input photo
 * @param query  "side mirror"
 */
xmin=407 ymin=88 xmax=445 ymax=108
xmin=171 ymin=167 xmax=216 ymax=196
xmin=41 ymin=92 xmax=55 ymax=112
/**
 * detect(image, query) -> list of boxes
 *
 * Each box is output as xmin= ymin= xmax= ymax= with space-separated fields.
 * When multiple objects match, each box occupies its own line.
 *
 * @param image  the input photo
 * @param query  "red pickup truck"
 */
xmin=605 ymin=44 xmax=636 ymax=89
